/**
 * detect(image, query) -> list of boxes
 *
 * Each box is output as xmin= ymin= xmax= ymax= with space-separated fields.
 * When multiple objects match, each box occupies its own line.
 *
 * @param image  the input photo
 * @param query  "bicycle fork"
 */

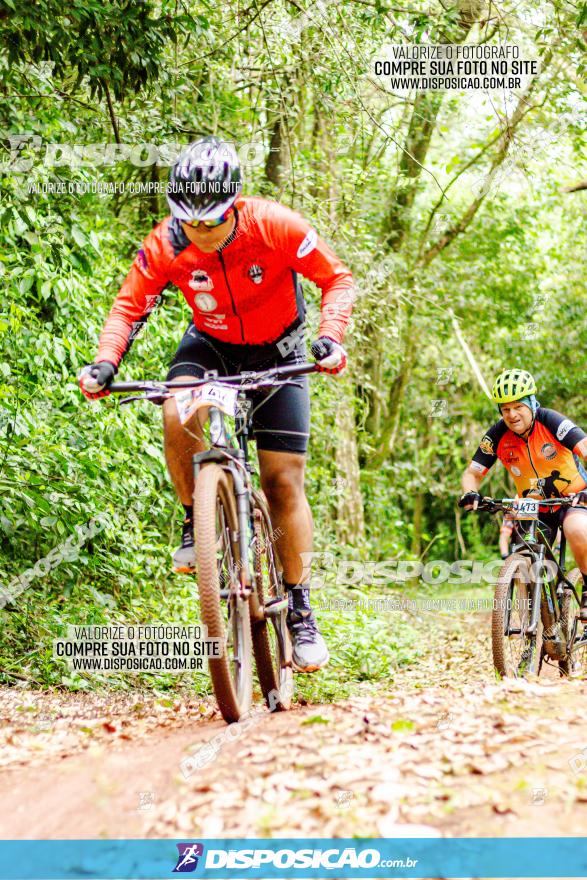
xmin=526 ymin=546 xmax=546 ymax=637
xmin=232 ymin=464 xmax=254 ymax=599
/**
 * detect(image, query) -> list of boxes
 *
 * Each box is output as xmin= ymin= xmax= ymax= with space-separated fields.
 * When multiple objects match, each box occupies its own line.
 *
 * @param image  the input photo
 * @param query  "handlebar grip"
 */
xmin=271 ymin=362 xmax=318 ymax=378
xmin=109 ymin=383 xmax=143 ymax=393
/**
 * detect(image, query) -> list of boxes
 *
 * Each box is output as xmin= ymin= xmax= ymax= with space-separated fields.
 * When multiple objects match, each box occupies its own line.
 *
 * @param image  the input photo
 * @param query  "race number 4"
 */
xmin=174 ymin=383 xmax=239 ymax=425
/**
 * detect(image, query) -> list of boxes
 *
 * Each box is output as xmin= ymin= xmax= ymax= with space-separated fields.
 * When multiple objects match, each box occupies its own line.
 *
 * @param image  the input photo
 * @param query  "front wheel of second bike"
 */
xmin=492 ymin=553 xmax=543 ymax=678
xmin=194 ymin=463 xmax=253 ymax=723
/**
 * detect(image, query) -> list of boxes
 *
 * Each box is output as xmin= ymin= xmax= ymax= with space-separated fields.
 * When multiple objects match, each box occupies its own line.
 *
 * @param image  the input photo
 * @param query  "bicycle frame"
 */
xmin=117 ymin=363 xmax=318 ymax=607
xmin=110 ymin=361 xmax=317 ymax=597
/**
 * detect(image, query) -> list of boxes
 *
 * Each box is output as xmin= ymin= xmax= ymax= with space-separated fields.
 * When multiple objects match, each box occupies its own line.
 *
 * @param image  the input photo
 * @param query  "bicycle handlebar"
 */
xmin=472 ymin=496 xmax=577 ymax=513
xmin=109 ymin=362 xmax=319 ymax=398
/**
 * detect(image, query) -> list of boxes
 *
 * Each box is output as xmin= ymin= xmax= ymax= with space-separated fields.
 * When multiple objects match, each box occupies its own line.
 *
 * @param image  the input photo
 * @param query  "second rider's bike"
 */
xmin=468 ymin=497 xmax=587 ymax=679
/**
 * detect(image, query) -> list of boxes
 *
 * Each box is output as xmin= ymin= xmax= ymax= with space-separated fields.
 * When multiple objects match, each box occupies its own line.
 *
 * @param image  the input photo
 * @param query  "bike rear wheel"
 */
xmin=194 ymin=463 xmax=253 ymax=722
xmin=492 ymin=553 xmax=543 ymax=678
xmin=249 ymin=491 xmax=293 ymax=711
xmin=559 ymin=568 xmax=587 ymax=678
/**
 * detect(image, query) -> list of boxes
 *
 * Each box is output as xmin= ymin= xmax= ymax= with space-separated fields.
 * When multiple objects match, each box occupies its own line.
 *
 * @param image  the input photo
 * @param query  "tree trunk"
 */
xmin=411 ymin=491 xmax=425 ymax=558
xmin=335 ymin=381 xmax=365 ymax=544
xmin=383 ymin=0 xmax=484 ymax=252
xmin=265 ymin=114 xmax=287 ymax=188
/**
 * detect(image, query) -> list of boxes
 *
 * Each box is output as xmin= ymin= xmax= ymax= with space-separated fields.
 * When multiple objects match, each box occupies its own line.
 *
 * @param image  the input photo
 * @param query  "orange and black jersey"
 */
xmin=470 ymin=408 xmax=587 ymax=499
xmin=97 ymin=196 xmax=354 ymax=366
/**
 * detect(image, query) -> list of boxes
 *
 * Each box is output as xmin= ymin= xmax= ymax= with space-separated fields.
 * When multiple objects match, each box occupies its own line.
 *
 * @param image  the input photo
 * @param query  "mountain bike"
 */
xmin=467 ymin=497 xmax=587 ymax=679
xmin=110 ymin=362 xmax=317 ymax=723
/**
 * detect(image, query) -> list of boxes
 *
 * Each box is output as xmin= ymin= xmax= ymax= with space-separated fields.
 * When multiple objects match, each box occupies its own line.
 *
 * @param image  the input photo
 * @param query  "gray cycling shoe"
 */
xmin=172 ymin=517 xmax=196 ymax=573
xmin=287 ymin=608 xmax=330 ymax=673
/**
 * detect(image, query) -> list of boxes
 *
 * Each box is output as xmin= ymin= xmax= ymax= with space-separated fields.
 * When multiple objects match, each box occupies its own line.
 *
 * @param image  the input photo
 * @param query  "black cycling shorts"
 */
xmin=166 ymin=323 xmax=310 ymax=455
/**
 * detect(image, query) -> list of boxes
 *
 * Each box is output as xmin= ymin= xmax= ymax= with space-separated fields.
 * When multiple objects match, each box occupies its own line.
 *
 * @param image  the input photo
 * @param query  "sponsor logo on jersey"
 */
xmin=189 ymin=270 xmax=214 ymax=293
xmin=556 ymin=418 xmax=575 ymax=440
xmin=135 ymin=248 xmax=148 ymax=271
xmin=296 ymin=228 xmax=317 ymax=258
xmin=194 ymin=292 xmax=217 ymax=312
xmin=202 ymin=312 xmax=228 ymax=331
xmin=479 ymin=435 xmax=494 ymax=455
xmin=541 ymin=442 xmax=557 ymax=461
xmin=247 ymin=264 xmax=264 ymax=285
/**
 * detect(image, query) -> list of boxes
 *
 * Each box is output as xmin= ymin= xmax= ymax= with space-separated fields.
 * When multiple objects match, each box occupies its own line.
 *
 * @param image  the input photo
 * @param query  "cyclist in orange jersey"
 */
xmin=460 ymin=370 xmax=587 ymax=621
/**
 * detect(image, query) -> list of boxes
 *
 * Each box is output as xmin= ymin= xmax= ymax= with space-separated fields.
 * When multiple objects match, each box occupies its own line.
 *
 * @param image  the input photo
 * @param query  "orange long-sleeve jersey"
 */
xmin=96 ymin=196 xmax=354 ymax=365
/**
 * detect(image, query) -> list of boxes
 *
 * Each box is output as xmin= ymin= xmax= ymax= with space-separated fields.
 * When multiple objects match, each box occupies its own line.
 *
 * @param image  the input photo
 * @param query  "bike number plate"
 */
xmin=513 ymin=498 xmax=539 ymax=520
xmin=175 ymin=384 xmax=238 ymax=424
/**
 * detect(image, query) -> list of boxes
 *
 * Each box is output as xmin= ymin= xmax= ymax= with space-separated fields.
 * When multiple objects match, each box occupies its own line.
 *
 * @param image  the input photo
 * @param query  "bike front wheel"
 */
xmin=492 ymin=553 xmax=543 ymax=678
xmin=194 ymin=463 xmax=253 ymax=722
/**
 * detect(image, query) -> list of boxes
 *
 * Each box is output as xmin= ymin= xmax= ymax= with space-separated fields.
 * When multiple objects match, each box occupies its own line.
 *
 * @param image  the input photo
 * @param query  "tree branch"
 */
xmin=101 ymin=79 xmax=121 ymax=144
xmin=417 ymin=129 xmax=502 ymax=254
xmin=419 ymin=60 xmax=551 ymax=266
xmin=562 ymin=180 xmax=587 ymax=193
xmin=179 ymin=0 xmax=274 ymax=65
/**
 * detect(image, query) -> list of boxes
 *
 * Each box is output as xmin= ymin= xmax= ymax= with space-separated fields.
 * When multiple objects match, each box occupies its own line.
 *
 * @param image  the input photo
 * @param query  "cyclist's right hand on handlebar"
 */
xmin=311 ymin=337 xmax=347 ymax=375
xmin=79 ymin=362 xmax=117 ymax=400
xmin=458 ymin=491 xmax=483 ymax=510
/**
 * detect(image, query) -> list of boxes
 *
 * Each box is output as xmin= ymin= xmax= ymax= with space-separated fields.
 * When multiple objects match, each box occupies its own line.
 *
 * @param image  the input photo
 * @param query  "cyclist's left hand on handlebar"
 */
xmin=459 ymin=491 xmax=483 ymax=510
xmin=571 ymin=491 xmax=587 ymax=507
xmin=79 ymin=362 xmax=117 ymax=399
xmin=311 ymin=337 xmax=347 ymax=375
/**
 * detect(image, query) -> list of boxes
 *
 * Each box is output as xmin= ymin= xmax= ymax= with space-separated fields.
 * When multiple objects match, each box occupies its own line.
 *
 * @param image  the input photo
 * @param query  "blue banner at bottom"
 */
xmin=0 ymin=837 xmax=585 ymax=879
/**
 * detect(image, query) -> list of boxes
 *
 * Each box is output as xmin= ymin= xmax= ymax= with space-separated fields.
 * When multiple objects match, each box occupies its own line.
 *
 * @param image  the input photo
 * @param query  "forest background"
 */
xmin=1 ymin=0 xmax=586 ymax=696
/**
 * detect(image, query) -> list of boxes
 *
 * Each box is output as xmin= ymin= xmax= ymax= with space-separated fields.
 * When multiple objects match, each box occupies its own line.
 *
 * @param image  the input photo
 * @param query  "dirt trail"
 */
xmin=1 ymin=610 xmax=587 ymax=841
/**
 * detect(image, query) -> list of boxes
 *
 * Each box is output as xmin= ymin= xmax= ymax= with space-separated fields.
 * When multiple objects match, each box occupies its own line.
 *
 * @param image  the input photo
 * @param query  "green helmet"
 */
xmin=491 ymin=369 xmax=537 ymax=405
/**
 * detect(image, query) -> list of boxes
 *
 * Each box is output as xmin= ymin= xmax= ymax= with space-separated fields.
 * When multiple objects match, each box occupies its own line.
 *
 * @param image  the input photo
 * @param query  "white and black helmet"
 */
xmin=167 ymin=136 xmax=242 ymax=222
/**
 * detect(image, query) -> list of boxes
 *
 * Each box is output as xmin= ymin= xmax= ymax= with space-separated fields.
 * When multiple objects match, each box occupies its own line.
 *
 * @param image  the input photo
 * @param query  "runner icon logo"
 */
xmin=173 ymin=843 xmax=205 ymax=873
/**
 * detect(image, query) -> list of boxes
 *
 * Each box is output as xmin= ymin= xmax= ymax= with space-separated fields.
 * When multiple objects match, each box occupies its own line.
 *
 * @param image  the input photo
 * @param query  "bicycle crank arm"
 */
xmin=273 ymin=616 xmax=292 ymax=669
xmin=249 ymin=597 xmax=288 ymax=623
xmin=218 ymin=584 xmax=253 ymax=601
xmin=263 ymin=597 xmax=288 ymax=617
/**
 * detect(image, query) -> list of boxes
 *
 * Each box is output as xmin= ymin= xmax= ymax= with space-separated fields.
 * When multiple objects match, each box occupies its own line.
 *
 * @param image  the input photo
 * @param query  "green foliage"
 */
xmin=0 ymin=0 xmax=585 ymax=695
xmin=0 ymin=0 xmax=186 ymax=100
